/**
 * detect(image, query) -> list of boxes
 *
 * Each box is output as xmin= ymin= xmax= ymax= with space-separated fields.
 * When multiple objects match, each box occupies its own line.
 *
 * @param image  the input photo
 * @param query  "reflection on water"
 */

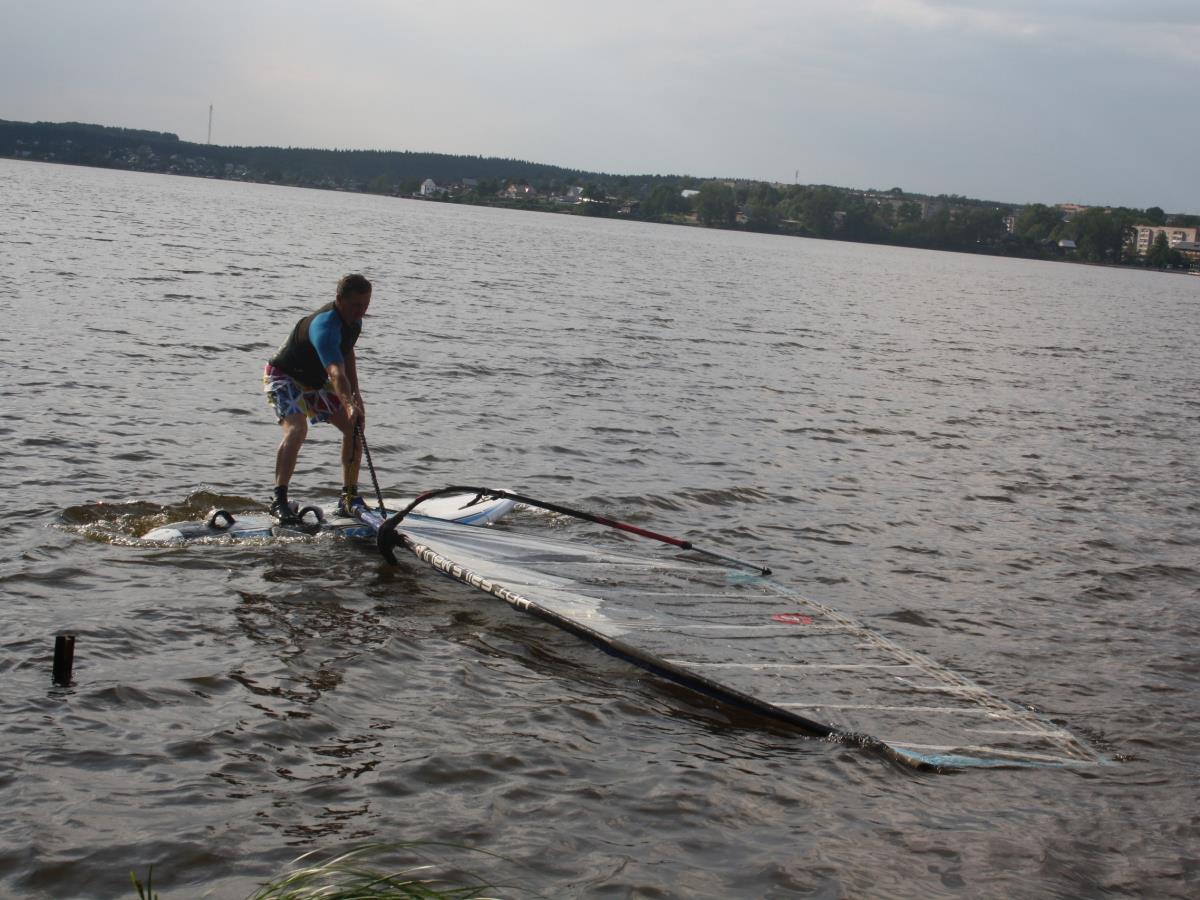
xmin=1 ymin=158 xmax=1198 ymax=897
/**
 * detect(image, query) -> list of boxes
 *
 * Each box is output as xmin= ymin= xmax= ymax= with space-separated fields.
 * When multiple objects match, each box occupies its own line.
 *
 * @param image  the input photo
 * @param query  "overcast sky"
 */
xmin=3 ymin=1 xmax=1197 ymax=211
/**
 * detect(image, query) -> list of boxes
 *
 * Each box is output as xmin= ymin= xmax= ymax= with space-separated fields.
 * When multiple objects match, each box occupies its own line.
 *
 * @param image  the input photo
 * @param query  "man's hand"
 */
xmin=349 ymin=393 xmax=366 ymax=430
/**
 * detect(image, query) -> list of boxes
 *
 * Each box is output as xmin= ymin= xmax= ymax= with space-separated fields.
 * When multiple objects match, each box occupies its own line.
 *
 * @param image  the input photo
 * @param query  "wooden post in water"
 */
xmin=52 ymin=634 xmax=75 ymax=685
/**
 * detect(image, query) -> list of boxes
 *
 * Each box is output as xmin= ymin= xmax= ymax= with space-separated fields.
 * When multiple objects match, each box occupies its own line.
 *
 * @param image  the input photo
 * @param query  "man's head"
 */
xmin=335 ymin=273 xmax=372 ymax=322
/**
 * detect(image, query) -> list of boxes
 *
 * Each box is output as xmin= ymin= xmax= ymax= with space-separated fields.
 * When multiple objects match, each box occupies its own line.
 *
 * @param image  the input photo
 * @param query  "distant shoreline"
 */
xmin=3 ymin=118 xmax=1197 ymax=277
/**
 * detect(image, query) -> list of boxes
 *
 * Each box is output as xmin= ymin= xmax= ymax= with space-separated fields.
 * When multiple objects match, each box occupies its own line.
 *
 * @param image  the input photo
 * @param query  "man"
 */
xmin=263 ymin=273 xmax=371 ymax=524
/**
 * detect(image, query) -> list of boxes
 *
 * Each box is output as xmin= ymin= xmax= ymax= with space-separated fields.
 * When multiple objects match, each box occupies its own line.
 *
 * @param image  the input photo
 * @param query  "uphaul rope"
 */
xmin=377 ymin=485 xmax=771 ymax=576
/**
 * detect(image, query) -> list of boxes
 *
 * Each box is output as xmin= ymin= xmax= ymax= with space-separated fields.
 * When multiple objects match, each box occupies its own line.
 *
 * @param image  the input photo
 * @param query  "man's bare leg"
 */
xmin=330 ymin=407 xmax=363 ymax=499
xmin=275 ymin=413 xmax=308 ymax=487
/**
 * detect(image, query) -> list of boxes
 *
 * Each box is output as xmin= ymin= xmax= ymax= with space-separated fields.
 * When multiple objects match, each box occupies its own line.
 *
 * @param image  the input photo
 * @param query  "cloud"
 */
xmin=858 ymin=0 xmax=1043 ymax=36
xmin=857 ymin=0 xmax=1200 ymax=63
xmin=869 ymin=0 xmax=1200 ymax=28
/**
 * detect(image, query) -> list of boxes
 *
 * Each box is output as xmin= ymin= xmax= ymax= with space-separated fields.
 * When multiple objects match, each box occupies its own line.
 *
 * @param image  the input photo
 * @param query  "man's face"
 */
xmin=337 ymin=289 xmax=372 ymax=322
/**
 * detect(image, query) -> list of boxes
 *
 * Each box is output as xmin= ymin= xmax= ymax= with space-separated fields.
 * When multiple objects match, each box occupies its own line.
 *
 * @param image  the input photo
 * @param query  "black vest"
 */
xmin=269 ymin=302 xmax=361 ymax=390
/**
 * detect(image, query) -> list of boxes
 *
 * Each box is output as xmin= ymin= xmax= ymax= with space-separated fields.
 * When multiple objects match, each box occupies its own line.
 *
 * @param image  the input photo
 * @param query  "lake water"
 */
xmin=1 ymin=157 xmax=1198 ymax=898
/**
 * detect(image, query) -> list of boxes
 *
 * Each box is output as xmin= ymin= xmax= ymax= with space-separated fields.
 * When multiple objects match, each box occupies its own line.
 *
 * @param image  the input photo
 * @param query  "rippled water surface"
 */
xmin=2 ymin=159 xmax=1198 ymax=898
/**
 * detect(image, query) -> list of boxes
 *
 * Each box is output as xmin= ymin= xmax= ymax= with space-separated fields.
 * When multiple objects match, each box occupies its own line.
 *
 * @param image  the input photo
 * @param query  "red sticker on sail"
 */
xmin=771 ymin=613 xmax=814 ymax=625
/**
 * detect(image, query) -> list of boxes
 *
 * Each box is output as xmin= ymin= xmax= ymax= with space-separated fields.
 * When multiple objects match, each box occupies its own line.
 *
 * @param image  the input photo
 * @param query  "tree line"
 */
xmin=3 ymin=118 xmax=1195 ymax=269
xmin=0 ymin=118 xmax=678 ymax=196
xmin=678 ymin=182 xmax=1196 ymax=268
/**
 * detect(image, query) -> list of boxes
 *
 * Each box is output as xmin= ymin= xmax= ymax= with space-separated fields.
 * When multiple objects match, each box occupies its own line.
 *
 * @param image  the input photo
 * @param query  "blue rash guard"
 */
xmin=269 ymin=302 xmax=362 ymax=390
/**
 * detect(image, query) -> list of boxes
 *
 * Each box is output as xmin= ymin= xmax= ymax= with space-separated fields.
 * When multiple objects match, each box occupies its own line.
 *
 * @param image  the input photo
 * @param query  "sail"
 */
xmin=373 ymin=499 xmax=1102 ymax=770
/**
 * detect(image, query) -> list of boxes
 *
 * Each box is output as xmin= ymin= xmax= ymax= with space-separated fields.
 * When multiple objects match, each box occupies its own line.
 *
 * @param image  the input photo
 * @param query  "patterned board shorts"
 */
xmin=263 ymin=363 xmax=342 ymax=424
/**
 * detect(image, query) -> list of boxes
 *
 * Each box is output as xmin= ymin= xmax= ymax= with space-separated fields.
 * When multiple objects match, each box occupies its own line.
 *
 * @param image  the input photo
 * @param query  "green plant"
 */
xmin=247 ymin=843 xmax=506 ymax=900
xmin=130 ymin=865 xmax=159 ymax=900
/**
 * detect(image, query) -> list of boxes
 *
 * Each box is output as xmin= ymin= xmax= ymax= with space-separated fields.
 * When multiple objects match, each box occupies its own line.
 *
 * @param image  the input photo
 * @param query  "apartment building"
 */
xmin=1134 ymin=225 xmax=1200 ymax=254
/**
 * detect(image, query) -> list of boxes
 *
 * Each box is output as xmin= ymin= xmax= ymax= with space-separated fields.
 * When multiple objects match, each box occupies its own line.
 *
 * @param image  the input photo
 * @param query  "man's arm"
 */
xmin=344 ymin=348 xmax=360 ymax=399
xmin=326 ymin=358 xmax=363 ymax=425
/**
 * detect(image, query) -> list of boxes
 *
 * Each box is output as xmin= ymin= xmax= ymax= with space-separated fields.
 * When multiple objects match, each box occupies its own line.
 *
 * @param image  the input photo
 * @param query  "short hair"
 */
xmin=336 ymin=273 xmax=372 ymax=298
